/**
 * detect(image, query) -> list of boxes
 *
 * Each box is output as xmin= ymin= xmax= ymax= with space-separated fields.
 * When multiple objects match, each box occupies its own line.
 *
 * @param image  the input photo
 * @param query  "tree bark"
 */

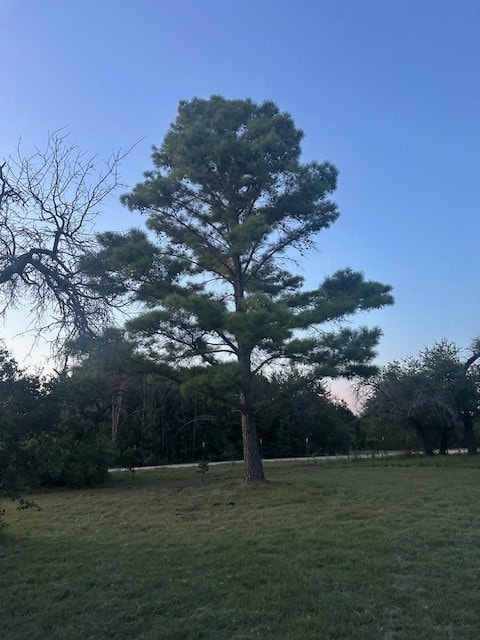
xmin=240 ymin=392 xmax=266 ymax=483
xmin=461 ymin=411 xmax=477 ymax=455
xmin=438 ymin=425 xmax=450 ymax=455
xmin=238 ymin=346 xmax=266 ymax=483
xmin=111 ymin=385 xmax=125 ymax=441
xmin=233 ymin=251 xmax=266 ymax=483
xmin=410 ymin=418 xmax=434 ymax=456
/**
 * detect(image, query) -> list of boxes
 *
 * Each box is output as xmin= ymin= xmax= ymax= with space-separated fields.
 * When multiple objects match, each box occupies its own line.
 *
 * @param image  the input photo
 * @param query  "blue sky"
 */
xmin=1 ymin=0 xmax=480 ymax=402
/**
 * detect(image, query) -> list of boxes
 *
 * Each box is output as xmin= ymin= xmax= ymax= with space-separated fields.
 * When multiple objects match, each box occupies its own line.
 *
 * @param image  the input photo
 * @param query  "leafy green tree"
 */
xmin=255 ymin=371 xmax=358 ymax=457
xmin=87 ymin=96 xmax=393 ymax=482
xmin=64 ymin=327 xmax=151 ymax=441
xmin=363 ymin=339 xmax=480 ymax=455
xmin=0 ymin=347 xmax=55 ymax=499
xmin=0 ymin=346 xmax=114 ymax=500
xmin=419 ymin=339 xmax=480 ymax=454
xmin=362 ymin=360 xmax=439 ymax=455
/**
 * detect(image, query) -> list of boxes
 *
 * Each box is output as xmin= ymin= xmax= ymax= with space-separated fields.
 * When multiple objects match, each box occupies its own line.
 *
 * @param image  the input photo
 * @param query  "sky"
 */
xmin=1 ymin=0 xmax=480 ymax=405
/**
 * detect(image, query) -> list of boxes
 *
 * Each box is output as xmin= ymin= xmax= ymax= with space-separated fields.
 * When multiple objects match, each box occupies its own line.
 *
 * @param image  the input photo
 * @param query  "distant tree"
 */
xmin=420 ymin=339 xmax=480 ymax=454
xmin=255 ymin=371 xmax=359 ymax=457
xmin=0 ymin=131 xmax=126 ymax=341
xmin=362 ymin=339 xmax=480 ymax=455
xmin=64 ymin=328 xmax=146 ymax=441
xmin=86 ymin=96 xmax=393 ymax=482
xmin=0 ymin=344 xmax=113 ymax=511
xmin=0 ymin=347 xmax=54 ymax=500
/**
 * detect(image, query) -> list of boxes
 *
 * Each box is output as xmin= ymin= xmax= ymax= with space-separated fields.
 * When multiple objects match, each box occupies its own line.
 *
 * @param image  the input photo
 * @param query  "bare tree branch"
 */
xmin=0 ymin=130 xmax=129 ymax=344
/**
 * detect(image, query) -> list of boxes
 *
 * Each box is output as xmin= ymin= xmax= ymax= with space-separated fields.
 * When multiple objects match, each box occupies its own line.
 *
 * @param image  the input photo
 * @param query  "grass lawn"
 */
xmin=2 ymin=455 xmax=480 ymax=639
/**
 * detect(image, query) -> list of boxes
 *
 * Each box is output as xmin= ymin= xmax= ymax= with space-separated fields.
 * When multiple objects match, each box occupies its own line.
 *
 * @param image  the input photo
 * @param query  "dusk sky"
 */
xmin=2 ymin=0 xmax=479 ymax=404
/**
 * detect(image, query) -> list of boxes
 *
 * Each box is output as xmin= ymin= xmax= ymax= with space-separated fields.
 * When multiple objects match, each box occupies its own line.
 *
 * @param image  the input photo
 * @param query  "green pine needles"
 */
xmin=87 ymin=96 xmax=394 ymax=482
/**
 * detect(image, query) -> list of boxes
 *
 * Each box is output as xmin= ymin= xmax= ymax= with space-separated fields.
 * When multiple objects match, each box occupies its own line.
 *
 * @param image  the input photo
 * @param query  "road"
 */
xmin=108 ymin=450 xmax=405 ymax=473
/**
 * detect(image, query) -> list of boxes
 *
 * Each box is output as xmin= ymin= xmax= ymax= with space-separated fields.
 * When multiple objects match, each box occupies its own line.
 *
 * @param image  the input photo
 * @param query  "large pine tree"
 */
xmin=89 ymin=96 xmax=394 ymax=482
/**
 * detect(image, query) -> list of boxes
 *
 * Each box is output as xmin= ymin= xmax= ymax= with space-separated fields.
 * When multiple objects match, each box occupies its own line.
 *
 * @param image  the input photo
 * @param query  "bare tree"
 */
xmin=0 ymin=130 xmax=127 ymax=342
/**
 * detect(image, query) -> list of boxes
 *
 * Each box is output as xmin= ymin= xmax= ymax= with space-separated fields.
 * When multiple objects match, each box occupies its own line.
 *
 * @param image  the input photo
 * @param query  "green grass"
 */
xmin=2 ymin=456 xmax=480 ymax=639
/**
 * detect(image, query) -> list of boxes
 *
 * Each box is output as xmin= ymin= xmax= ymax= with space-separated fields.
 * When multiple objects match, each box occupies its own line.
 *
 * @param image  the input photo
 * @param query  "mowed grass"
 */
xmin=2 ymin=456 xmax=480 ymax=640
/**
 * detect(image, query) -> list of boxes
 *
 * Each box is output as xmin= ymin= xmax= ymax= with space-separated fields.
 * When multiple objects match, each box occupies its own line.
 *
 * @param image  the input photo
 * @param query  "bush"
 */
xmin=40 ymin=424 xmax=113 ymax=488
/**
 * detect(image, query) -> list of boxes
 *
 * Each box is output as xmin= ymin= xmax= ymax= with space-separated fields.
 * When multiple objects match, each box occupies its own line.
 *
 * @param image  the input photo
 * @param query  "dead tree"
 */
xmin=0 ymin=130 xmax=128 ymax=343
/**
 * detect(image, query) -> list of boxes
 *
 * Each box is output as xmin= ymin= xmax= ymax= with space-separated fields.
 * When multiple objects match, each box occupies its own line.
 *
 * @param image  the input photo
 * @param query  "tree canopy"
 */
xmin=86 ymin=96 xmax=394 ymax=482
xmin=362 ymin=339 xmax=480 ymax=455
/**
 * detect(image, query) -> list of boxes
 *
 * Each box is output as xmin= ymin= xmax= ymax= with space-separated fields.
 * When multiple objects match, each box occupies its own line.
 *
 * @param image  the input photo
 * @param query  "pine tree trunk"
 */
xmin=233 ymin=254 xmax=266 ymax=483
xmin=238 ymin=345 xmax=266 ymax=483
xmin=240 ymin=394 xmax=266 ymax=483
xmin=462 ymin=411 xmax=477 ymax=455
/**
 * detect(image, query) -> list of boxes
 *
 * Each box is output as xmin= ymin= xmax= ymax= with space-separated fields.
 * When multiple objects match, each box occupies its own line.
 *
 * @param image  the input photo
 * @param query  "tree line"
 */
xmin=2 ymin=329 xmax=478 ymax=501
xmin=0 ymin=330 xmax=361 ymax=494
